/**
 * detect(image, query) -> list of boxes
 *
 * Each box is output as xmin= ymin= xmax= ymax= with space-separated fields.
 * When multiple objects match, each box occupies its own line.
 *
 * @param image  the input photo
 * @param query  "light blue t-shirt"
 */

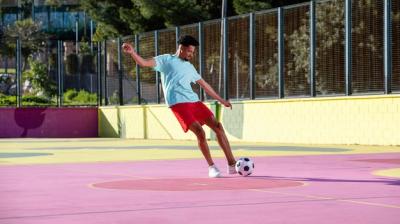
xmin=153 ymin=54 xmax=202 ymax=107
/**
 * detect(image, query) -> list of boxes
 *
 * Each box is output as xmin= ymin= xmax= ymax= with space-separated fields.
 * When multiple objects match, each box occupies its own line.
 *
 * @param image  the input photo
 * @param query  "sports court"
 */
xmin=1 ymin=0 xmax=400 ymax=223
xmin=0 ymin=139 xmax=399 ymax=224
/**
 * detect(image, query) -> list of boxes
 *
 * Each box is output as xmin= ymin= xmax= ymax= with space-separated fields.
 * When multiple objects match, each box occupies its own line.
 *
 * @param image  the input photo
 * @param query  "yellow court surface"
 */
xmin=1 ymin=139 xmax=400 ymax=175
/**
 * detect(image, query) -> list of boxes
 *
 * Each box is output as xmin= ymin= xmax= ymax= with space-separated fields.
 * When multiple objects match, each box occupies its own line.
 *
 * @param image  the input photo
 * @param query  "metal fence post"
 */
xmin=103 ymin=40 xmax=108 ymax=105
xmin=198 ymin=22 xmax=205 ymax=101
xmin=384 ymin=0 xmax=392 ymax=94
xmin=135 ymin=34 xmax=141 ymax=105
xmin=249 ymin=13 xmax=255 ymax=99
xmin=97 ymin=42 xmax=102 ymax=106
xmin=57 ymin=40 xmax=63 ymax=107
xmin=90 ymin=20 xmax=94 ymax=53
xmin=278 ymin=7 xmax=285 ymax=99
xmin=310 ymin=0 xmax=316 ymax=97
xmin=175 ymin=26 xmax=180 ymax=48
xmin=223 ymin=17 xmax=229 ymax=100
xmin=345 ymin=0 xmax=352 ymax=96
xmin=155 ymin=30 xmax=161 ymax=104
xmin=75 ymin=13 xmax=79 ymax=54
xmin=117 ymin=37 xmax=124 ymax=105
xmin=16 ymin=37 xmax=22 ymax=107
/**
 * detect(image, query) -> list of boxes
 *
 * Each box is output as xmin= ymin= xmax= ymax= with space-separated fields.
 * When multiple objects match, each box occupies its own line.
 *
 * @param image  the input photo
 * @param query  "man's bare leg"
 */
xmin=189 ymin=121 xmax=214 ymax=166
xmin=205 ymin=117 xmax=236 ymax=166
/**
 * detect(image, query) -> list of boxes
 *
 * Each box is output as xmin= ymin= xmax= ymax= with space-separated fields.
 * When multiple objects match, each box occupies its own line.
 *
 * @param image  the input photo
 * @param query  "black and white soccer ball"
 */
xmin=235 ymin=157 xmax=254 ymax=176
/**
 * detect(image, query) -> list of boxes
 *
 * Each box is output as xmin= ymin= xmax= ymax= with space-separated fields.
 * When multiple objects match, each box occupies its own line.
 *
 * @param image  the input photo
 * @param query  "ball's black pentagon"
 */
xmin=236 ymin=162 xmax=241 ymax=167
xmin=244 ymin=166 xmax=250 ymax=171
xmin=253 ymin=163 xmax=255 ymax=168
xmin=244 ymin=158 xmax=250 ymax=162
xmin=238 ymin=171 xmax=243 ymax=175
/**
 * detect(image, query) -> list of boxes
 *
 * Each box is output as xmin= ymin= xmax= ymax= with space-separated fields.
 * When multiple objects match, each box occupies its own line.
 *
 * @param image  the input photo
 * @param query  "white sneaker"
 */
xmin=227 ymin=164 xmax=237 ymax=174
xmin=208 ymin=165 xmax=221 ymax=178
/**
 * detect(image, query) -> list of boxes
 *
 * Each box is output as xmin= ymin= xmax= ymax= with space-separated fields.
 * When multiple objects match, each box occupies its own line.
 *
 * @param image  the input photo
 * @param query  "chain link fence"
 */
xmin=1 ymin=0 xmax=398 ymax=107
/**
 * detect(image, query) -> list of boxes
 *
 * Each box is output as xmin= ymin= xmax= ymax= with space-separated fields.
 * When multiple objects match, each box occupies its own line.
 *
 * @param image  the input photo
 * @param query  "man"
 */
xmin=122 ymin=35 xmax=236 ymax=178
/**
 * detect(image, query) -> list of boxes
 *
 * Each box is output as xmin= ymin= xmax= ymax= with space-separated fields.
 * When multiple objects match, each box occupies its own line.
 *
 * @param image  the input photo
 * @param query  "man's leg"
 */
xmin=189 ymin=121 xmax=214 ymax=166
xmin=204 ymin=117 xmax=236 ymax=166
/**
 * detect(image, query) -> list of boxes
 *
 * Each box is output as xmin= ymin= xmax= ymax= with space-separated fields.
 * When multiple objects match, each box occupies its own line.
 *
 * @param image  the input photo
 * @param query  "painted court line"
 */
xmin=250 ymin=189 xmax=400 ymax=209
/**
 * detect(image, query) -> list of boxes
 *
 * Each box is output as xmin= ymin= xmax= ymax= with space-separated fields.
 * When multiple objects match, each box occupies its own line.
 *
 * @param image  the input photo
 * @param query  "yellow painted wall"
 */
xmin=98 ymin=106 xmax=119 ymax=137
xmin=99 ymin=103 xmax=213 ymax=140
xmin=99 ymin=95 xmax=399 ymax=145
xmin=119 ymin=106 xmax=145 ymax=139
xmin=221 ymin=95 xmax=400 ymax=145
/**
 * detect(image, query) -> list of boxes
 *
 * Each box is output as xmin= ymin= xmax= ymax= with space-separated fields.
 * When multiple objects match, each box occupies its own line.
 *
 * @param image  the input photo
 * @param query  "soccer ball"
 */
xmin=235 ymin=157 xmax=254 ymax=176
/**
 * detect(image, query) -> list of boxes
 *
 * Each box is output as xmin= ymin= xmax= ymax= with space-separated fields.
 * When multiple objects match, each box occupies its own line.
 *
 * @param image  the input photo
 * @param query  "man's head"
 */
xmin=177 ymin=35 xmax=199 ymax=61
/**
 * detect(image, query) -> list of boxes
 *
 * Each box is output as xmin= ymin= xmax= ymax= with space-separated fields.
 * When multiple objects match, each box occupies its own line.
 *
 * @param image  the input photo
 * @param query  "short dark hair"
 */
xmin=177 ymin=35 xmax=199 ymax=47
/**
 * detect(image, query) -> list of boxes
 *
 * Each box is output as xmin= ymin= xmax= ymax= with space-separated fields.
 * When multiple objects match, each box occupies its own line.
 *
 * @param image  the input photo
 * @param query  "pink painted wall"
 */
xmin=0 ymin=108 xmax=98 ymax=138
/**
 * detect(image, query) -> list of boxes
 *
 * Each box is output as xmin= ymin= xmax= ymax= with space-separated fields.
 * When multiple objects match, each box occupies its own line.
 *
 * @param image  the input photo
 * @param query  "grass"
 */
xmin=0 ymin=68 xmax=16 ymax=74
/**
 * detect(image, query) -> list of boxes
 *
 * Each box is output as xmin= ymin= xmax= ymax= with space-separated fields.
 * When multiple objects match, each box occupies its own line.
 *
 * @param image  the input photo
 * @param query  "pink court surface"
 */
xmin=0 ymin=138 xmax=399 ymax=224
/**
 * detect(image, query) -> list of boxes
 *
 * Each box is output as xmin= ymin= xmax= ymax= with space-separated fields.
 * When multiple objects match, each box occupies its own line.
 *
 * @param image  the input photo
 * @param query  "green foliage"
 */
xmin=63 ymin=89 xmax=79 ymax=101
xmin=79 ymin=0 xmax=136 ymax=40
xmin=80 ymin=0 xmax=223 ymax=40
xmin=0 ymin=93 xmax=16 ymax=106
xmin=137 ymin=0 xmax=212 ymax=27
xmin=233 ymin=0 xmax=272 ymax=14
xmin=63 ymin=89 xmax=97 ymax=105
xmin=19 ymin=0 xmax=34 ymax=19
xmin=23 ymin=58 xmax=57 ymax=97
xmin=79 ymin=42 xmax=92 ymax=55
xmin=0 ymin=94 xmax=54 ymax=106
xmin=45 ymin=0 xmax=63 ymax=7
xmin=108 ymin=90 xmax=119 ymax=105
xmin=22 ymin=95 xmax=53 ymax=105
xmin=3 ymin=18 xmax=48 ymax=60
xmin=0 ymin=68 xmax=16 ymax=74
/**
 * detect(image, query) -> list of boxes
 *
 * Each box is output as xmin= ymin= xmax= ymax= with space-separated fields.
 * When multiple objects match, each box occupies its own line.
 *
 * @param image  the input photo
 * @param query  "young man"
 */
xmin=122 ymin=35 xmax=236 ymax=178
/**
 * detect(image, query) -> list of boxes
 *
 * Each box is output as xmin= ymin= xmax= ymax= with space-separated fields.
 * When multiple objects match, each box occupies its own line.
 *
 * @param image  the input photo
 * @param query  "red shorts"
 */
xmin=170 ymin=101 xmax=214 ymax=132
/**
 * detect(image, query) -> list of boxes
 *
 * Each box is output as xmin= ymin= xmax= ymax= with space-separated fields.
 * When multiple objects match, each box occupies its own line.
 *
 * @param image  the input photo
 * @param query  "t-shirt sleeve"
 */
xmin=153 ymin=54 xmax=169 ymax=72
xmin=189 ymin=64 xmax=202 ymax=83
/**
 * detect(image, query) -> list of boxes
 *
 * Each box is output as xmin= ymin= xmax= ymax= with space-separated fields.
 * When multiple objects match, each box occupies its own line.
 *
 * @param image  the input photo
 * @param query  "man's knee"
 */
xmin=190 ymin=123 xmax=206 ymax=139
xmin=212 ymin=121 xmax=224 ymax=133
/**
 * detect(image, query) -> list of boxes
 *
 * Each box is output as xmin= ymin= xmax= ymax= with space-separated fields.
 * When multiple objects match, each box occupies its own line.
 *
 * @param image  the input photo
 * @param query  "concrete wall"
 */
xmin=220 ymin=95 xmax=400 ymax=145
xmin=99 ymin=103 xmax=214 ymax=140
xmin=0 ymin=108 xmax=98 ymax=138
xmin=98 ymin=95 xmax=400 ymax=145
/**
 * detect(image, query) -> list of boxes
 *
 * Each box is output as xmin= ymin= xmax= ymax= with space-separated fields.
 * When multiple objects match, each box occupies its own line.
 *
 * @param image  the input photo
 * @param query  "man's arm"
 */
xmin=122 ymin=43 xmax=156 ymax=67
xmin=196 ymin=79 xmax=232 ymax=109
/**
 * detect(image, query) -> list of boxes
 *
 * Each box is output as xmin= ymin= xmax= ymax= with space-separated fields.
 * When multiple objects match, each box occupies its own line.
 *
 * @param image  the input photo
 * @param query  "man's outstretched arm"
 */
xmin=122 ymin=43 xmax=156 ymax=67
xmin=196 ymin=79 xmax=232 ymax=109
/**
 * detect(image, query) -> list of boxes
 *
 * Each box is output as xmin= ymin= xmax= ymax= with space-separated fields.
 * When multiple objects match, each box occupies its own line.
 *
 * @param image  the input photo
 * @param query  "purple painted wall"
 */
xmin=0 ymin=108 xmax=98 ymax=138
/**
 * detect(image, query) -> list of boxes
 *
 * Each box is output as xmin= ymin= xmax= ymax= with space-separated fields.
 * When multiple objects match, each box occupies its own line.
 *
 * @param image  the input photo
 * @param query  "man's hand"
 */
xmin=221 ymin=100 xmax=232 ymax=110
xmin=121 ymin=43 xmax=155 ymax=67
xmin=122 ymin=43 xmax=135 ymax=55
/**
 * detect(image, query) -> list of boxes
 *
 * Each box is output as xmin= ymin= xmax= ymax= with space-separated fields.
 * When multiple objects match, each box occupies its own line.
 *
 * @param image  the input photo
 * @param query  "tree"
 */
xmin=79 ymin=0 xmax=137 ymax=40
xmin=80 ymin=0 xmax=224 ymax=40
xmin=233 ymin=0 xmax=272 ymax=14
xmin=3 ymin=18 xmax=49 ymax=70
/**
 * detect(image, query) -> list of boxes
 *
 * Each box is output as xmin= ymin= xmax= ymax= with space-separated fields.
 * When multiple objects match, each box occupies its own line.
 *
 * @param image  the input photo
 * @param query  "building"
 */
xmin=0 ymin=0 xmax=94 ymax=41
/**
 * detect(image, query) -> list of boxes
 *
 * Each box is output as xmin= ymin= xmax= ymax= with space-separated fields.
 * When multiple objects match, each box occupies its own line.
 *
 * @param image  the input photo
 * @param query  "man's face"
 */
xmin=180 ymin=45 xmax=196 ymax=61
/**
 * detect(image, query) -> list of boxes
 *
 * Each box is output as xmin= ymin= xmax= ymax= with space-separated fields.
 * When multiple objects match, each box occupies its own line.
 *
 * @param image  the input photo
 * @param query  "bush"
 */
xmin=0 ymin=93 xmax=16 ymax=106
xmin=23 ymin=58 xmax=57 ymax=97
xmin=63 ymin=89 xmax=97 ymax=105
xmin=22 ymin=95 xmax=53 ymax=105
xmin=63 ymin=89 xmax=79 ymax=101
xmin=0 ymin=94 xmax=53 ymax=106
